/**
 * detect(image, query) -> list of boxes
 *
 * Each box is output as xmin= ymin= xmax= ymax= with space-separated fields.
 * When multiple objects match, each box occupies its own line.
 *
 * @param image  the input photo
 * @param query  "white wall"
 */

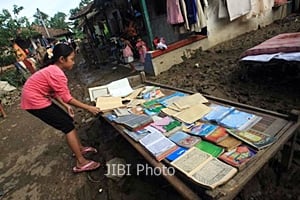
xmin=145 ymin=0 xmax=290 ymax=76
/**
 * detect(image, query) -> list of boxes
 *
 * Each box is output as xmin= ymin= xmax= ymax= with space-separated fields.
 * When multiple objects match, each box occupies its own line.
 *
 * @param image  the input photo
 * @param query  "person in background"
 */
xmin=0 ymin=100 xmax=7 ymax=118
xmin=21 ymin=43 xmax=101 ymax=173
xmin=35 ymin=42 xmax=47 ymax=65
xmin=135 ymin=37 xmax=147 ymax=64
xmin=121 ymin=38 xmax=136 ymax=73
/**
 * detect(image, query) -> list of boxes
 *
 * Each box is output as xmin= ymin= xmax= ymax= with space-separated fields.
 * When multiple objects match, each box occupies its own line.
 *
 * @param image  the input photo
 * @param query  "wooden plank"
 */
xmin=99 ymin=116 xmax=201 ymax=200
xmin=144 ymin=80 xmax=291 ymax=120
xmin=205 ymin=121 xmax=300 ymax=200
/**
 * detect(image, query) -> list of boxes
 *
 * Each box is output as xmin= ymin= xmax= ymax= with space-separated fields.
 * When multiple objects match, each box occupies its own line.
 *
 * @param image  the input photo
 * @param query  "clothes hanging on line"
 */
xmin=167 ymin=0 xmax=184 ymax=24
xmin=167 ymin=0 xmax=208 ymax=33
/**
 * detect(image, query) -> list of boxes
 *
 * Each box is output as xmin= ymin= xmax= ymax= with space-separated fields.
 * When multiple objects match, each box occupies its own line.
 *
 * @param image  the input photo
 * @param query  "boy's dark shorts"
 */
xmin=27 ymin=103 xmax=75 ymax=134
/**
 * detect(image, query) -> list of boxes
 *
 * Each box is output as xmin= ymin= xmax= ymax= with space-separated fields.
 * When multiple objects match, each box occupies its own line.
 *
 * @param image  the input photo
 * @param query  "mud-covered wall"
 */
xmin=146 ymin=0 xmax=290 ymax=49
xmin=204 ymin=0 xmax=289 ymax=49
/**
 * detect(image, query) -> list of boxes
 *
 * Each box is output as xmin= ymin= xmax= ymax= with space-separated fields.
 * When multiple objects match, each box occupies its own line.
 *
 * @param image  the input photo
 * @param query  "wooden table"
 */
xmin=100 ymin=72 xmax=300 ymax=200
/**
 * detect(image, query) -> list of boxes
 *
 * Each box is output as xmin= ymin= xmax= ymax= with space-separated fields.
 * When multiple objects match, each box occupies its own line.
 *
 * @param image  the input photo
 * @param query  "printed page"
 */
xmin=190 ymin=157 xmax=237 ymax=189
xmin=146 ymin=137 xmax=176 ymax=157
xmin=139 ymin=129 xmax=165 ymax=146
xmin=171 ymin=147 xmax=212 ymax=174
xmin=107 ymin=78 xmax=134 ymax=97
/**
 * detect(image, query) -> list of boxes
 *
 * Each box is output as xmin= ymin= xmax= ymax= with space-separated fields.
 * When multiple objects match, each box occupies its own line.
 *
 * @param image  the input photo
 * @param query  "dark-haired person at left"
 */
xmin=21 ymin=43 xmax=101 ymax=173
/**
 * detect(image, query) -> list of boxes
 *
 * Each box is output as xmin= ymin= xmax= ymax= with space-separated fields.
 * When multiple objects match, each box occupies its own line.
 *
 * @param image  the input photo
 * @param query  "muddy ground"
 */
xmin=1 ymin=14 xmax=300 ymax=200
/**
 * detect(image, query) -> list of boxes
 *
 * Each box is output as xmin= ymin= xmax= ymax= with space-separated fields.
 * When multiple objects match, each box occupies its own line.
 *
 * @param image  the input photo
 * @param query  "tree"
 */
xmin=0 ymin=5 xmax=38 ymax=67
xmin=49 ymin=12 xmax=70 ymax=29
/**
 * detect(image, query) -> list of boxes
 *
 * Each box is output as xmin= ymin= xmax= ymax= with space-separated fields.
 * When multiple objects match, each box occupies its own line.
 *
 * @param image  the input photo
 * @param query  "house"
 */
xmin=70 ymin=0 xmax=296 ymax=75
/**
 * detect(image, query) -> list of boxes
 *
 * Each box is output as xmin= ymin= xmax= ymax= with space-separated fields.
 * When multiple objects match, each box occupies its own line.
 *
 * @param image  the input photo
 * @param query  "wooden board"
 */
xmin=102 ymin=72 xmax=300 ymax=200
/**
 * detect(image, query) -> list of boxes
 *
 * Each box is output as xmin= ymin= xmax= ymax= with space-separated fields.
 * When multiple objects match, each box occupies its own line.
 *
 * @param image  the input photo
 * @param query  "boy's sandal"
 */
xmin=73 ymin=160 xmax=101 ymax=173
xmin=72 ymin=146 xmax=98 ymax=157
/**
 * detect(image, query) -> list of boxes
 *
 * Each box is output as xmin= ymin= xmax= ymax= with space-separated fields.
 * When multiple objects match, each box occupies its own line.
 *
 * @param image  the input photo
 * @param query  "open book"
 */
xmin=139 ymin=126 xmax=178 ymax=161
xmin=171 ymin=147 xmax=237 ymax=189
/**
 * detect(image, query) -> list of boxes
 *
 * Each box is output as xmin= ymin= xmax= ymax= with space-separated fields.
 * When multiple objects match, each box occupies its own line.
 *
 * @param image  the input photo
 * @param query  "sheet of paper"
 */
xmin=107 ymin=78 xmax=134 ymax=97
xmin=173 ymin=93 xmax=208 ymax=110
xmin=174 ymin=103 xmax=212 ymax=124
xmin=124 ymin=87 xmax=144 ymax=100
xmin=96 ymin=96 xmax=124 ymax=111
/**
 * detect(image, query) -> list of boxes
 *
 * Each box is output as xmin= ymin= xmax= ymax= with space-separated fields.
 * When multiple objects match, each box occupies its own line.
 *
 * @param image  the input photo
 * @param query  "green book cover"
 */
xmin=195 ymin=140 xmax=224 ymax=157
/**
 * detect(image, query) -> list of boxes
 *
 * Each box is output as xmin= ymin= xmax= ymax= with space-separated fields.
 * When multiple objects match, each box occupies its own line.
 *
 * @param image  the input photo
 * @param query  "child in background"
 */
xmin=136 ymin=37 xmax=147 ymax=64
xmin=0 ymin=100 xmax=7 ymax=118
xmin=21 ymin=43 xmax=101 ymax=173
xmin=121 ymin=38 xmax=136 ymax=73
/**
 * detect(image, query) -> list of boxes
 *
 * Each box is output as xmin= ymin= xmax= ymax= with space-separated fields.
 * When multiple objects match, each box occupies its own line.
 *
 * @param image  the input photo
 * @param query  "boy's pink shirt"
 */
xmin=21 ymin=64 xmax=73 ymax=110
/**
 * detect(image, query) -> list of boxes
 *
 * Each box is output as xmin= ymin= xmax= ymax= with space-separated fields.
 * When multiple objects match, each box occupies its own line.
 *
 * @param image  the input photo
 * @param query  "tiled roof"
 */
xmin=31 ymin=25 xmax=71 ymax=38
xmin=69 ymin=2 xmax=94 ymax=20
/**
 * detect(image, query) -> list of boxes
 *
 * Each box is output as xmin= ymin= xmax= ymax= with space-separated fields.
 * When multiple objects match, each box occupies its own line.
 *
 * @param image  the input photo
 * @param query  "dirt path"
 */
xmin=1 ymin=14 xmax=300 ymax=200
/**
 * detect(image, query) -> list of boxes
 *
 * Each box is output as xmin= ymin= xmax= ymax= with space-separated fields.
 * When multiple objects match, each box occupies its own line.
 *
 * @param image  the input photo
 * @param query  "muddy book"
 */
xmin=195 ymin=140 xmax=224 ymax=157
xmin=204 ymin=126 xmax=228 ymax=143
xmin=166 ymin=146 xmax=188 ymax=161
xmin=227 ymin=129 xmax=276 ymax=150
xmin=150 ymin=116 xmax=182 ymax=137
xmin=219 ymin=110 xmax=262 ymax=131
xmin=142 ymin=99 xmax=165 ymax=116
xmin=219 ymin=145 xmax=256 ymax=169
xmin=123 ymin=126 xmax=153 ymax=142
xmin=182 ymin=121 xmax=218 ymax=137
xmin=168 ymin=131 xmax=202 ymax=149
xmin=113 ymin=114 xmax=153 ymax=131
xmin=202 ymin=104 xmax=235 ymax=122
xmin=171 ymin=147 xmax=237 ymax=189
xmin=217 ymin=135 xmax=242 ymax=151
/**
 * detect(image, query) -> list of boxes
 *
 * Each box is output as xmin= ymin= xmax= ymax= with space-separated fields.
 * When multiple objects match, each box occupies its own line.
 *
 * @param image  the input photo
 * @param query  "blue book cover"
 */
xmin=219 ymin=110 xmax=262 ymax=130
xmin=156 ymin=91 xmax=187 ymax=107
xmin=202 ymin=104 xmax=235 ymax=122
xmin=169 ymin=131 xmax=189 ymax=143
xmin=188 ymin=122 xmax=218 ymax=137
xmin=169 ymin=131 xmax=201 ymax=148
xmin=166 ymin=146 xmax=187 ymax=161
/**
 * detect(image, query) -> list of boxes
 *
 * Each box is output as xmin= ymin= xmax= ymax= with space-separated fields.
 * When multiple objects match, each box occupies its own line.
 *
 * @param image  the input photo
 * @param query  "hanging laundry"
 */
xmin=185 ymin=0 xmax=198 ymax=25
xmin=219 ymin=0 xmax=229 ymax=19
xmin=226 ymin=0 xmax=251 ymax=21
xmin=167 ymin=0 xmax=184 ymax=24
xmin=179 ymin=0 xmax=190 ymax=30
xmin=190 ymin=0 xmax=207 ymax=32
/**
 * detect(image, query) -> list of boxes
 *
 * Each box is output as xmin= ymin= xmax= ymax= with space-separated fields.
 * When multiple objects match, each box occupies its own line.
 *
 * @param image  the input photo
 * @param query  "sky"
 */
xmin=1 ymin=0 xmax=82 ymax=21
